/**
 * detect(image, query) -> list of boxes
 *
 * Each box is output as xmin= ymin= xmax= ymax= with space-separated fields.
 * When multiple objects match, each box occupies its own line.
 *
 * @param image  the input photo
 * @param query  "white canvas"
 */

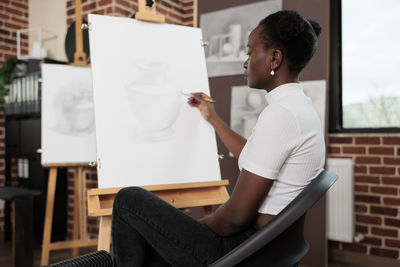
xmin=88 ymin=14 xmax=221 ymax=188
xmin=41 ymin=64 xmax=96 ymax=164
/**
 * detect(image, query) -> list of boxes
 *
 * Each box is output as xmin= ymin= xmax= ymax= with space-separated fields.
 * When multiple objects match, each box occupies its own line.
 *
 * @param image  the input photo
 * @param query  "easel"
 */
xmin=40 ymin=0 xmax=96 ymax=265
xmin=88 ymin=180 xmax=229 ymax=251
xmin=135 ymin=0 xmax=165 ymax=23
xmin=86 ymin=0 xmax=230 ymax=252
xmin=40 ymin=165 xmax=97 ymax=265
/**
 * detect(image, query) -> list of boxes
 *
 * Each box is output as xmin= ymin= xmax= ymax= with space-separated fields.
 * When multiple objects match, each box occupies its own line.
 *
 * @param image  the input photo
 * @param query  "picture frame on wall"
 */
xmin=230 ymin=80 xmax=327 ymax=144
xmin=200 ymin=0 xmax=282 ymax=77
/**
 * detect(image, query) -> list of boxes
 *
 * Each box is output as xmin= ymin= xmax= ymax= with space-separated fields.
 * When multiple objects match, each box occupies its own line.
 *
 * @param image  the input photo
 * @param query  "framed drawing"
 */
xmin=230 ymin=80 xmax=327 ymax=141
xmin=200 ymin=0 xmax=282 ymax=77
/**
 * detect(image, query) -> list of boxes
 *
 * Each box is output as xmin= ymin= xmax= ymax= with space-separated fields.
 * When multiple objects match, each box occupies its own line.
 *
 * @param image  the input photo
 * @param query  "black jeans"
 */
xmin=112 ymin=187 xmax=258 ymax=267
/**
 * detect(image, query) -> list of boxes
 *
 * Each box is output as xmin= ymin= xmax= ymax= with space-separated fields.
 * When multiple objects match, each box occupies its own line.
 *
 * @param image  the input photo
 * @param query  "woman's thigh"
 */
xmin=112 ymin=187 xmax=256 ymax=267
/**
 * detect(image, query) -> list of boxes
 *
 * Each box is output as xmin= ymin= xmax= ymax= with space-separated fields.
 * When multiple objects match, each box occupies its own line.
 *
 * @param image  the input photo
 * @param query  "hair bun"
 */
xmin=257 ymin=10 xmax=321 ymax=73
xmin=308 ymin=19 xmax=322 ymax=37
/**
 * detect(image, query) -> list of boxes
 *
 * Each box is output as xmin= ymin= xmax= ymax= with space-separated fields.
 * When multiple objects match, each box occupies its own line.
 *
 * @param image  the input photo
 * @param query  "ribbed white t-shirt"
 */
xmin=238 ymin=83 xmax=325 ymax=215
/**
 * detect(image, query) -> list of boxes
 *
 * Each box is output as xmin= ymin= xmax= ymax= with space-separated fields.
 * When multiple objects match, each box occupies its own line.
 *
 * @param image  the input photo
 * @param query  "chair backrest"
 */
xmin=42 ymin=250 xmax=112 ymax=267
xmin=209 ymin=169 xmax=338 ymax=267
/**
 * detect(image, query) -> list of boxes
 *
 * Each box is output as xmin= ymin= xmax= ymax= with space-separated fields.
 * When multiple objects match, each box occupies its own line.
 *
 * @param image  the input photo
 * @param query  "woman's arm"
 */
xmin=200 ymin=169 xmax=273 ymax=236
xmin=188 ymin=93 xmax=246 ymax=158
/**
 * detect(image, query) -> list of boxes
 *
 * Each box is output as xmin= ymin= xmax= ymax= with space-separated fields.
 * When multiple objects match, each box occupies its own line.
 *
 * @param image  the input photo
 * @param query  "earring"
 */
xmin=270 ymin=69 xmax=275 ymax=76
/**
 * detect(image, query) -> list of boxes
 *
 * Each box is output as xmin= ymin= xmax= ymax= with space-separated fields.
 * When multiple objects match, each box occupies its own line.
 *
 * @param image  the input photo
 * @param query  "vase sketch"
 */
xmin=125 ymin=61 xmax=181 ymax=142
xmin=51 ymin=84 xmax=94 ymax=136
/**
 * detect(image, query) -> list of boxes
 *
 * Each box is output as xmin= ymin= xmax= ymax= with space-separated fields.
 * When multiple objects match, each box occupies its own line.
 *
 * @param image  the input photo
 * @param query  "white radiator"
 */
xmin=326 ymin=158 xmax=354 ymax=243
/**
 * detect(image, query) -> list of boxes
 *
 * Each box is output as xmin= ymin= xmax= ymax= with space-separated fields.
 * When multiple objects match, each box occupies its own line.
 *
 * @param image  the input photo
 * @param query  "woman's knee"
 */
xmin=114 ymin=186 xmax=149 ymax=210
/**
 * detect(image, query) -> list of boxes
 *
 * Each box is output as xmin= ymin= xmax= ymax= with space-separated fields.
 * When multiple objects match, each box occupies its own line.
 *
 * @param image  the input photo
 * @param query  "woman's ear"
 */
xmin=270 ymin=49 xmax=283 ymax=71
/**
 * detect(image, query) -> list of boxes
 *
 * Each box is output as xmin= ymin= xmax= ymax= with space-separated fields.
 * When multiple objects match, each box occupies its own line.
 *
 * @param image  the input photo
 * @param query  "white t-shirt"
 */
xmin=238 ymin=83 xmax=325 ymax=215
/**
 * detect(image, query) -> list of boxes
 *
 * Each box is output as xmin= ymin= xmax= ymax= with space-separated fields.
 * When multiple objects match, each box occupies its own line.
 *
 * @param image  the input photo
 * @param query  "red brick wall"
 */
xmin=64 ymin=0 xmax=195 ymax=239
xmin=65 ymin=0 xmax=196 ymax=26
xmin=328 ymin=133 xmax=400 ymax=260
xmin=0 ymin=0 xmax=29 ymax=66
xmin=0 ymin=0 xmax=29 ymax=232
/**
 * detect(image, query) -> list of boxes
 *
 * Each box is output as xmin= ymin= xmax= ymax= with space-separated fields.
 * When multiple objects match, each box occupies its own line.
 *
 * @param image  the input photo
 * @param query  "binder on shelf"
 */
xmin=5 ymin=72 xmax=41 ymax=116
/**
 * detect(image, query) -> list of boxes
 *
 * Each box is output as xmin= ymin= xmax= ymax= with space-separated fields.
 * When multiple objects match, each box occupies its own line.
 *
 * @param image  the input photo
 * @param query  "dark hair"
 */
xmin=258 ymin=10 xmax=321 ymax=73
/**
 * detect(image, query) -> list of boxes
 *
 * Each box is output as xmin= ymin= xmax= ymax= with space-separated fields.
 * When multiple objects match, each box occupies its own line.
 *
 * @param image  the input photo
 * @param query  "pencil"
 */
xmin=183 ymin=92 xmax=215 ymax=103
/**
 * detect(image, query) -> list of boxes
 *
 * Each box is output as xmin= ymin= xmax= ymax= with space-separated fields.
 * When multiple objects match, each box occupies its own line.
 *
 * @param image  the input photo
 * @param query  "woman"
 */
xmin=112 ymin=10 xmax=325 ymax=266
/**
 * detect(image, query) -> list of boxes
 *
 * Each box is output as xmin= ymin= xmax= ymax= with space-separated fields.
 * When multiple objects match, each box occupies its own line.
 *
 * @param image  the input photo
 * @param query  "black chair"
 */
xmin=209 ymin=169 xmax=337 ymax=267
xmin=42 ymin=250 xmax=112 ymax=267
xmin=43 ymin=170 xmax=337 ymax=267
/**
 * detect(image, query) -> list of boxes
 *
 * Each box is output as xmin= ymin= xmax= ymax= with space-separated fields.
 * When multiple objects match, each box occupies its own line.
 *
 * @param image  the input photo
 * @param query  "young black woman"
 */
xmin=112 ymin=10 xmax=325 ymax=267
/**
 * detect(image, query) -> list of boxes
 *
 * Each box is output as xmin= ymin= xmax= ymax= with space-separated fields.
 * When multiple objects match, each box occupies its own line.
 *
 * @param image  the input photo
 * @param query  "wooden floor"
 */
xmin=0 ymin=231 xmax=96 ymax=267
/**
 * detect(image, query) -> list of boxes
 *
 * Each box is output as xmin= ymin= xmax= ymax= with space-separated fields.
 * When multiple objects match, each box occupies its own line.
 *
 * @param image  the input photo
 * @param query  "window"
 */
xmin=329 ymin=0 xmax=400 ymax=132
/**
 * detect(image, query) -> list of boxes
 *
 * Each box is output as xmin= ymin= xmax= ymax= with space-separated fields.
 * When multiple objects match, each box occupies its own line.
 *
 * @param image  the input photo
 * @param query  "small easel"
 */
xmin=86 ymin=0 xmax=230 ymax=252
xmin=40 ymin=0 xmax=96 ymax=265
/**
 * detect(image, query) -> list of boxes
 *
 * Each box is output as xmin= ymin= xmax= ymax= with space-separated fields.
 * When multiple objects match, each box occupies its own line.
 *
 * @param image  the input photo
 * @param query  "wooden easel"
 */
xmin=40 ymin=0 xmax=96 ymax=265
xmin=86 ymin=0 xmax=230 ymax=252
xmin=73 ymin=0 xmax=87 ymax=66
xmin=88 ymin=180 xmax=229 ymax=252
xmin=135 ymin=0 xmax=165 ymax=23
xmin=40 ymin=164 xmax=97 ymax=265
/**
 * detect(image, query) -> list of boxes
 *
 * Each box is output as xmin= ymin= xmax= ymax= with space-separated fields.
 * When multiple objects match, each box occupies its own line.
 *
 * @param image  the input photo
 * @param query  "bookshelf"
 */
xmin=3 ymin=59 xmax=68 ymax=243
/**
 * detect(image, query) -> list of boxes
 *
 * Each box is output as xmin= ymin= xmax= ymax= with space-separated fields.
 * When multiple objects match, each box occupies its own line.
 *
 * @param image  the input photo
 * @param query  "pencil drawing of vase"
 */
xmin=125 ymin=60 xmax=181 ymax=142
xmin=51 ymin=83 xmax=95 ymax=136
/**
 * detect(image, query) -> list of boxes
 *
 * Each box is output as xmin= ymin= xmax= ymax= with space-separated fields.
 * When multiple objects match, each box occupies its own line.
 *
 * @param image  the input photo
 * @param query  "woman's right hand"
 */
xmin=187 ymin=92 xmax=217 ymax=122
xmin=188 ymin=92 xmax=246 ymax=158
